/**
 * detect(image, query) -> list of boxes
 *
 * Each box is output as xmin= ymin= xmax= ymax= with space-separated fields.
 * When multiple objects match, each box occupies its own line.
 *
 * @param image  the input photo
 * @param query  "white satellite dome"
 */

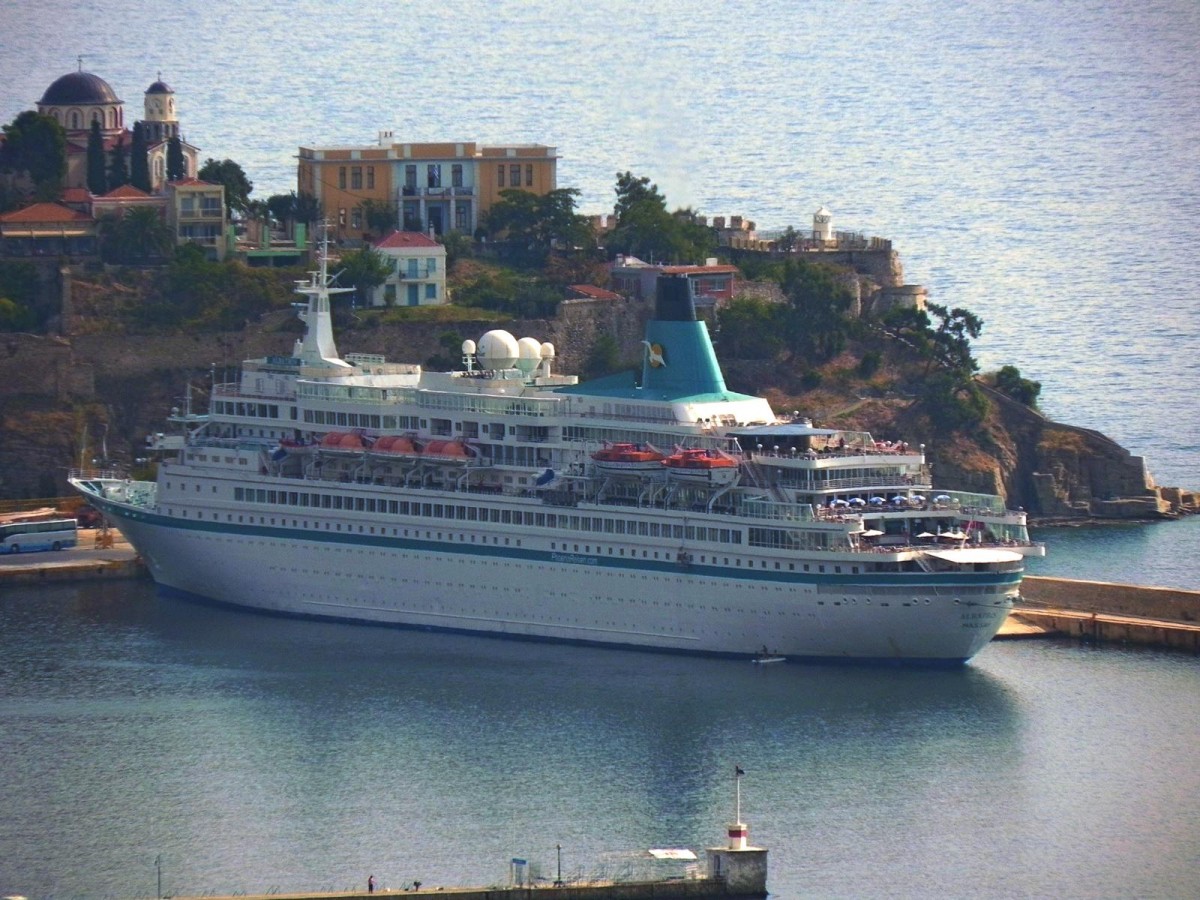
xmin=477 ymin=330 xmax=519 ymax=369
xmin=516 ymin=337 xmax=543 ymax=373
xmin=461 ymin=339 xmax=477 ymax=356
xmin=540 ymin=341 xmax=556 ymax=359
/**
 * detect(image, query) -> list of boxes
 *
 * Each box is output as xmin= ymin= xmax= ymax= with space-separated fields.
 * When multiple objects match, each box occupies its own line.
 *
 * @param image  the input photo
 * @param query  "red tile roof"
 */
xmin=374 ymin=230 xmax=441 ymax=249
xmin=568 ymin=284 xmax=622 ymax=300
xmin=62 ymin=187 xmax=93 ymax=203
xmin=0 ymin=202 xmax=93 ymax=224
xmin=102 ymin=184 xmax=151 ymax=199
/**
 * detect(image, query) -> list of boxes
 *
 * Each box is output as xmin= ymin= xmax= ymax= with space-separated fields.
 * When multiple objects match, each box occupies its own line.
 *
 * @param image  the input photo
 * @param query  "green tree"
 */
xmin=86 ymin=120 xmax=106 ymax=195
xmin=776 ymin=225 xmax=799 ymax=253
xmin=0 ymin=261 xmax=39 ymax=331
xmin=483 ymin=187 xmax=592 ymax=267
xmin=437 ymin=230 xmax=474 ymax=268
xmin=106 ymin=135 xmax=129 ymax=189
xmin=198 ymin=158 xmax=253 ymax=216
xmin=716 ymin=296 xmax=786 ymax=360
xmin=100 ymin=207 xmax=173 ymax=264
xmin=130 ymin=123 xmax=151 ymax=193
xmin=994 ymin=364 xmax=1041 ymax=407
xmin=0 ymin=111 xmax=67 ymax=201
xmin=335 ymin=247 xmax=391 ymax=306
xmin=613 ymin=171 xmax=667 ymax=221
xmin=294 ymin=191 xmax=320 ymax=225
xmin=605 ymin=172 xmax=715 ymax=263
xmin=266 ymin=192 xmax=295 ymax=226
xmin=166 ymin=136 xmax=185 ymax=181
xmin=362 ymin=198 xmax=397 ymax=235
xmin=780 ymin=259 xmax=854 ymax=363
xmin=924 ymin=302 xmax=982 ymax=377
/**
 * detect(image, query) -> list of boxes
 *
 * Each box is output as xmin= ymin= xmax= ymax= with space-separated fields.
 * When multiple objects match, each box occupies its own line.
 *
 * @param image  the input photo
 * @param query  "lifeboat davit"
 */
xmin=591 ymin=442 xmax=667 ymax=476
xmin=662 ymin=447 xmax=740 ymax=486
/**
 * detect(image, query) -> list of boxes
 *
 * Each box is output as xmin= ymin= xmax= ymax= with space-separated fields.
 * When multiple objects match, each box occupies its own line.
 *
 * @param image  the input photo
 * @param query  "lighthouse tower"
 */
xmin=813 ymin=205 xmax=834 ymax=245
xmin=706 ymin=767 xmax=768 ymax=896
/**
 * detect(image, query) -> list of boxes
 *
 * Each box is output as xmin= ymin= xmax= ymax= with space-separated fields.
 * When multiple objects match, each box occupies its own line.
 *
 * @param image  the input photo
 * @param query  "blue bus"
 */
xmin=0 ymin=518 xmax=79 ymax=554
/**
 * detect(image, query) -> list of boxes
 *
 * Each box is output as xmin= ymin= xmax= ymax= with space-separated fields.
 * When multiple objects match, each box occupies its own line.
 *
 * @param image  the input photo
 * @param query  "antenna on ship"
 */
xmin=292 ymin=222 xmax=353 ymax=369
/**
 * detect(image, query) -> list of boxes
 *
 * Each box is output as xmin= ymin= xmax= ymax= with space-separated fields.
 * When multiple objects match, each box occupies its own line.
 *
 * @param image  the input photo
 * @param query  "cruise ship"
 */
xmin=71 ymin=248 xmax=1043 ymax=664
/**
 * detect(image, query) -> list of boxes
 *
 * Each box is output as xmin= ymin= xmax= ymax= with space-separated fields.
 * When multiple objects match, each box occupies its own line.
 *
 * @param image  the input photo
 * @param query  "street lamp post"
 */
xmin=555 ymin=843 xmax=562 ymax=886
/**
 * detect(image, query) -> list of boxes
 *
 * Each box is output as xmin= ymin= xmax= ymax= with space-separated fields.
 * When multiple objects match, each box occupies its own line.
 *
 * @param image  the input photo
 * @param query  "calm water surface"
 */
xmin=1 ymin=581 xmax=1199 ymax=899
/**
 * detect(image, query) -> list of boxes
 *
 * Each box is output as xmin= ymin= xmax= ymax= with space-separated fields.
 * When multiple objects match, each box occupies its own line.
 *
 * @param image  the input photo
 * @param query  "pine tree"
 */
xmin=107 ymin=135 xmax=129 ymax=189
xmin=166 ymin=136 xmax=185 ymax=182
xmin=87 ymin=120 xmax=106 ymax=195
xmin=130 ymin=123 xmax=151 ymax=192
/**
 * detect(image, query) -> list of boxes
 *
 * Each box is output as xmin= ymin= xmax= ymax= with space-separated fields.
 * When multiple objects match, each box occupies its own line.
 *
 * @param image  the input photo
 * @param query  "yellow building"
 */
xmin=297 ymin=134 xmax=558 ymax=242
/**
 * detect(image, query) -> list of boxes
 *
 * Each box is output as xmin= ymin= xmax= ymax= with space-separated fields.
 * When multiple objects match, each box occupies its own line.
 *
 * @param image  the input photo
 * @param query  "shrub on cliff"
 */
xmin=993 ymin=364 xmax=1042 ymax=407
xmin=125 ymin=246 xmax=300 ymax=331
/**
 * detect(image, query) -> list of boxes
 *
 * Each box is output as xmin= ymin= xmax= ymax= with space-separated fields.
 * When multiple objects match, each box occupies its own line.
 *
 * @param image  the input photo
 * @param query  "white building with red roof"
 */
xmin=368 ymin=230 xmax=447 ymax=307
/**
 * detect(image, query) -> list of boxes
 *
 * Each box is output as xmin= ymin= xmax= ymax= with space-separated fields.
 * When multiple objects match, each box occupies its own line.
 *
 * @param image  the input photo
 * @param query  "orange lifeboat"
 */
xmin=373 ymin=435 xmax=421 ymax=456
xmin=591 ymin=442 xmax=667 ymax=476
xmin=420 ymin=439 xmax=475 ymax=463
xmin=662 ymin=447 xmax=740 ymax=486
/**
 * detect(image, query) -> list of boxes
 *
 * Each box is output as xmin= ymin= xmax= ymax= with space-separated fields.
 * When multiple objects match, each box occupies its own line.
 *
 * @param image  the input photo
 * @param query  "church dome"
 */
xmin=146 ymin=80 xmax=173 ymax=95
xmin=40 ymin=71 xmax=121 ymax=105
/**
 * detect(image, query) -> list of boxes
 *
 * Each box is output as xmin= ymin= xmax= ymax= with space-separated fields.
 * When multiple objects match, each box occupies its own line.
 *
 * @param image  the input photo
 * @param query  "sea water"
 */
xmin=1 ymin=582 xmax=1199 ymax=898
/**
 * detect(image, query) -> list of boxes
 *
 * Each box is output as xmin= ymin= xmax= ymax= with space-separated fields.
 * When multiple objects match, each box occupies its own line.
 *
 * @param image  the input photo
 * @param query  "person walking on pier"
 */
xmin=368 ymin=873 xmax=376 ymax=893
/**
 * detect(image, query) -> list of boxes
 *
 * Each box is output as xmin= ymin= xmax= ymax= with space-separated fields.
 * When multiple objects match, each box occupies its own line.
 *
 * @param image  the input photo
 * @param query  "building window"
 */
xmin=451 ymin=164 xmax=463 ymax=187
xmin=425 ymin=284 xmax=437 ymax=301
xmin=498 ymin=165 xmax=505 ymax=188
xmin=367 ymin=166 xmax=375 ymax=189
xmin=351 ymin=167 xmax=362 ymax=189
xmin=510 ymin=164 xmax=521 ymax=187
xmin=525 ymin=164 xmax=533 ymax=186
xmin=338 ymin=167 xmax=346 ymax=189
xmin=426 ymin=258 xmax=437 ymax=274
xmin=427 ymin=164 xmax=441 ymax=188
xmin=351 ymin=208 xmax=362 ymax=230
xmin=455 ymin=202 xmax=468 ymax=230
xmin=405 ymin=164 xmax=417 ymax=189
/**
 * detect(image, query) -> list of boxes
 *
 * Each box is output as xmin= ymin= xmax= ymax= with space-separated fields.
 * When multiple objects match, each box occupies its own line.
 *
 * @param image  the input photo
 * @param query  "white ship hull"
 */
xmin=89 ymin=489 xmax=1016 ymax=664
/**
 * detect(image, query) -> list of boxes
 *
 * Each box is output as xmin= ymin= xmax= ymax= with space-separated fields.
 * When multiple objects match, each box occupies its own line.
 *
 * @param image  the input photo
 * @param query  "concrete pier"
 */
xmin=0 ymin=528 xmax=144 ymax=585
